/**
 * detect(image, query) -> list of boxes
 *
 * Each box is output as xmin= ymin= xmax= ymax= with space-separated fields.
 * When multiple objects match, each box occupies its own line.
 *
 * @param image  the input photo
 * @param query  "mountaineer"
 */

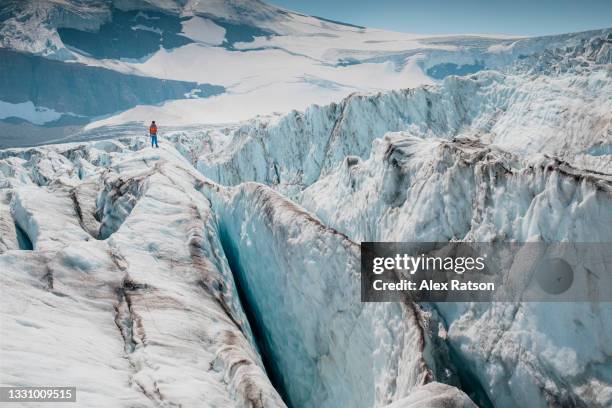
xmin=149 ymin=121 xmax=159 ymax=148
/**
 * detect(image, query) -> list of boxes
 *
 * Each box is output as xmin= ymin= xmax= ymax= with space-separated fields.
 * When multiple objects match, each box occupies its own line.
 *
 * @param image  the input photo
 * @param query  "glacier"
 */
xmin=165 ymin=32 xmax=611 ymax=200
xmin=300 ymin=132 xmax=612 ymax=406
xmin=4 ymin=0 xmax=609 ymax=143
xmin=202 ymin=180 xmax=463 ymax=407
xmin=0 ymin=140 xmax=476 ymax=408
xmin=0 ymin=3 xmax=611 ymax=408
xmin=0 ymin=144 xmax=286 ymax=407
xmin=168 ymin=31 xmax=610 ymax=407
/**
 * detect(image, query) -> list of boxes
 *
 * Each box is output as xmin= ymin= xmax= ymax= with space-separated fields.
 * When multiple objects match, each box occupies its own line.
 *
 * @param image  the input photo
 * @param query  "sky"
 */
xmin=271 ymin=0 xmax=612 ymax=36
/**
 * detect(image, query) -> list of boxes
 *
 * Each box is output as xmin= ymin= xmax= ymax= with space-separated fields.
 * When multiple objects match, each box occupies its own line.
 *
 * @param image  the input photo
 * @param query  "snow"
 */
xmin=385 ymin=382 xmax=477 ymax=408
xmin=181 ymin=16 xmax=226 ymax=45
xmin=0 ymin=101 xmax=64 ymax=125
xmin=84 ymin=43 xmax=433 ymax=129
xmin=487 ymin=42 xmax=518 ymax=53
xmin=4 ymin=1 xmax=608 ymax=134
xmin=131 ymin=24 xmax=163 ymax=34
xmin=7 ymin=0 xmax=601 ymax=133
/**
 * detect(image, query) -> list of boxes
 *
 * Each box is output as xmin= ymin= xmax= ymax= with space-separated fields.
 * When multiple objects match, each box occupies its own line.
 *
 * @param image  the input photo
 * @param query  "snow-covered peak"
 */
xmin=115 ymin=0 xmax=283 ymax=22
xmin=2 ymin=0 xmax=610 ymax=138
xmin=0 ymin=0 xmax=283 ymax=57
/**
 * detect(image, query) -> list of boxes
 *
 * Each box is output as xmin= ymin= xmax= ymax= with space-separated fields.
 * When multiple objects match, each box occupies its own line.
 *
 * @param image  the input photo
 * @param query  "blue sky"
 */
xmin=271 ymin=0 xmax=612 ymax=36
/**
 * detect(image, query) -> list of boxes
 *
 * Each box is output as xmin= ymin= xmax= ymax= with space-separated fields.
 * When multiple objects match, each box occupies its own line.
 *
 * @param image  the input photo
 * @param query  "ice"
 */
xmin=300 ymin=133 xmax=612 ymax=242
xmin=0 ymin=101 xmax=63 ymax=125
xmin=0 ymin=139 xmax=474 ymax=407
xmin=5 ymin=1 xmax=606 ymax=134
xmin=150 ymin=31 xmax=610 ymax=407
xmin=202 ymin=181 xmax=462 ymax=407
xmin=181 ymin=16 xmax=226 ymax=45
xmin=0 ymin=143 xmax=285 ymax=408
xmin=158 ymin=52 xmax=609 ymax=201
xmin=0 ymin=7 xmax=610 ymax=408
xmin=296 ymin=120 xmax=612 ymax=407
xmin=384 ymin=382 xmax=476 ymax=408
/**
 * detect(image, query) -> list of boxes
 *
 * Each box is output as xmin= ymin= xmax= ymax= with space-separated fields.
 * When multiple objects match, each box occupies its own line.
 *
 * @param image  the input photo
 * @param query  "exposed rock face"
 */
xmin=0 ymin=0 xmax=283 ymax=57
xmin=57 ymin=8 xmax=194 ymax=60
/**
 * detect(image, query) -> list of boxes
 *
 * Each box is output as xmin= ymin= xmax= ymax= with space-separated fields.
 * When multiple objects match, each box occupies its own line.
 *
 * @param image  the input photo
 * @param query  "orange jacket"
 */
xmin=149 ymin=124 xmax=157 ymax=135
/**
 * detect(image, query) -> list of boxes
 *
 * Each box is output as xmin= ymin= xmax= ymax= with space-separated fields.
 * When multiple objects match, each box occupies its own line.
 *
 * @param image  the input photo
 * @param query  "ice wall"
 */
xmin=203 ymin=181 xmax=468 ymax=408
xmin=299 ymin=132 xmax=612 ymax=407
xmin=301 ymin=133 xmax=612 ymax=242
xmin=186 ymin=51 xmax=610 ymax=196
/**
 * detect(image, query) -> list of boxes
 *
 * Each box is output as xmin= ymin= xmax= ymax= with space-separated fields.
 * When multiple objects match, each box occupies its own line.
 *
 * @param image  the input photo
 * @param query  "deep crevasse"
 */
xmin=202 ymin=180 xmax=469 ymax=407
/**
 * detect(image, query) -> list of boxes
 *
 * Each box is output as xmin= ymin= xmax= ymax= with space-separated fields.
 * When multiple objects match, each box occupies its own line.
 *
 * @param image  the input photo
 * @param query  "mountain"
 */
xmin=1 ymin=0 xmax=608 ymax=148
xmin=1 ymin=1 xmax=611 ymax=408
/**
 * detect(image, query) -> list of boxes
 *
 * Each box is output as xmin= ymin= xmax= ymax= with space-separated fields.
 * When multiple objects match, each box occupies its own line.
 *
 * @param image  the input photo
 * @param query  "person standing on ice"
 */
xmin=149 ymin=121 xmax=159 ymax=148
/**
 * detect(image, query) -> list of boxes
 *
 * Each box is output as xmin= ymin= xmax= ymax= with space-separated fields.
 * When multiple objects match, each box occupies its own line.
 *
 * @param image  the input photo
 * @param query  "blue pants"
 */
xmin=150 ymin=134 xmax=158 ymax=147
